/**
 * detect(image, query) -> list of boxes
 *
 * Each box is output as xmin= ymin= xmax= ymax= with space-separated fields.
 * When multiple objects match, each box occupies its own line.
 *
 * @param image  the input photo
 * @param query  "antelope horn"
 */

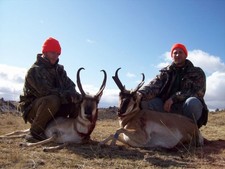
xmin=95 ymin=69 xmax=107 ymax=97
xmin=77 ymin=67 xmax=86 ymax=96
xmin=132 ymin=73 xmax=145 ymax=93
xmin=112 ymin=68 xmax=126 ymax=91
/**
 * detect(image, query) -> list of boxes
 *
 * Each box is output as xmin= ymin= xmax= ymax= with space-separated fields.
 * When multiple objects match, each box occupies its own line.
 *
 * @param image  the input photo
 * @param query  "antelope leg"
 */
xmin=0 ymin=129 xmax=30 ymax=139
xmin=99 ymin=128 xmax=128 ymax=146
xmin=20 ymin=135 xmax=56 ymax=147
xmin=43 ymin=142 xmax=69 ymax=152
xmin=99 ymin=134 xmax=115 ymax=145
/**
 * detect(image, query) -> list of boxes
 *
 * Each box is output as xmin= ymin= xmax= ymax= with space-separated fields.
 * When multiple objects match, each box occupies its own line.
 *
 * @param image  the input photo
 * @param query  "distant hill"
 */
xmin=0 ymin=98 xmax=118 ymax=115
xmin=0 ymin=98 xmax=19 ymax=113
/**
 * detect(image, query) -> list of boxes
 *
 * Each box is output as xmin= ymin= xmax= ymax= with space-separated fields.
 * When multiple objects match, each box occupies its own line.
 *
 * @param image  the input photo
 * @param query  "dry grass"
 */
xmin=0 ymin=110 xmax=225 ymax=169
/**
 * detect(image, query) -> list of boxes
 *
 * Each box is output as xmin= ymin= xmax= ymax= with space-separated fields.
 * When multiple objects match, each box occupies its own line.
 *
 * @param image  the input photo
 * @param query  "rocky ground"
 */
xmin=0 ymin=98 xmax=19 ymax=113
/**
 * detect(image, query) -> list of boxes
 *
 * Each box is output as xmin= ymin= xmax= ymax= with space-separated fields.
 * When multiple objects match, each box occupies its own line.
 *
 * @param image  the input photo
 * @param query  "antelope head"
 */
xmin=112 ymin=68 xmax=145 ymax=116
xmin=77 ymin=67 xmax=107 ymax=122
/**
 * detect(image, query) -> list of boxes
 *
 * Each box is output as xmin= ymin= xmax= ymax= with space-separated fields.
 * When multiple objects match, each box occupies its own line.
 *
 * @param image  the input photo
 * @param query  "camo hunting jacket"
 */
xmin=19 ymin=54 xmax=77 ymax=120
xmin=139 ymin=59 xmax=208 ymax=127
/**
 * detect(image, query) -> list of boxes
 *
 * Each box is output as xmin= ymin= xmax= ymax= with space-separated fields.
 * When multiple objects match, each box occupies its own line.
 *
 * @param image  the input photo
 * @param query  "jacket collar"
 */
xmin=161 ymin=59 xmax=194 ymax=73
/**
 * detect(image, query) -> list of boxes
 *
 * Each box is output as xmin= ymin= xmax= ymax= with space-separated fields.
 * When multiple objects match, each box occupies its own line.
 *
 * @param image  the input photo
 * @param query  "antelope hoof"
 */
xmin=19 ymin=142 xmax=28 ymax=147
xmin=43 ymin=147 xmax=50 ymax=152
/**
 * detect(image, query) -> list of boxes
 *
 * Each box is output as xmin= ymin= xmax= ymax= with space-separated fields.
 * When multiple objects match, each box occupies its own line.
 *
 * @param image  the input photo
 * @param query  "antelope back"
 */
xmin=112 ymin=68 xmax=144 ymax=116
xmin=77 ymin=68 xmax=107 ymax=122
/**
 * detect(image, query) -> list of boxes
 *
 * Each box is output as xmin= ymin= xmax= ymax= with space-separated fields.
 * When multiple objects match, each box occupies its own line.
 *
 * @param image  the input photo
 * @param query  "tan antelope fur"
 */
xmin=100 ymin=68 xmax=203 ymax=149
xmin=0 ymin=68 xmax=107 ymax=151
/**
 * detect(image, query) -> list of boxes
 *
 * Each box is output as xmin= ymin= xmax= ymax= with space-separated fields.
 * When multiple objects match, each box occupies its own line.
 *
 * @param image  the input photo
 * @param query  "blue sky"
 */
xmin=0 ymin=0 xmax=225 ymax=110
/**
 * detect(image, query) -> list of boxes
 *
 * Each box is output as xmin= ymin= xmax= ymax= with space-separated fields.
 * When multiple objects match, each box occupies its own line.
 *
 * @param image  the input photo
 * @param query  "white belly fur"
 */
xmin=123 ymin=122 xmax=183 ymax=148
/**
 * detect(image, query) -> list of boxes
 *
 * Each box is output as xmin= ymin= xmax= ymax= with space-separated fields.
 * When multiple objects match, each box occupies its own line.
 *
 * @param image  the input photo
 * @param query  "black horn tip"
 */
xmin=116 ymin=67 xmax=121 ymax=72
xmin=78 ymin=67 xmax=85 ymax=71
xmin=141 ymin=73 xmax=145 ymax=81
xmin=100 ymin=69 xmax=106 ymax=74
xmin=115 ymin=67 xmax=121 ymax=75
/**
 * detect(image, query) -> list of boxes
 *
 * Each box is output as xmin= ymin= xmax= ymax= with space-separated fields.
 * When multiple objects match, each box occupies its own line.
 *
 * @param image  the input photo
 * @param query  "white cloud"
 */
xmin=75 ymin=84 xmax=119 ymax=107
xmin=126 ymin=72 xmax=136 ymax=78
xmin=0 ymin=64 xmax=27 ymax=101
xmin=205 ymin=71 xmax=225 ymax=109
xmin=86 ymin=39 xmax=96 ymax=44
xmin=188 ymin=50 xmax=225 ymax=74
xmin=100 ymin=88 xmax=119 ymax=107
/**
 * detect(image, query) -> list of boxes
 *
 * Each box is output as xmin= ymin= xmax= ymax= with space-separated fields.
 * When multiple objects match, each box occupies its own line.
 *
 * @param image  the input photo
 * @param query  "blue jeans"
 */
xmin=141 ymin=97 xmax=203 ymax=123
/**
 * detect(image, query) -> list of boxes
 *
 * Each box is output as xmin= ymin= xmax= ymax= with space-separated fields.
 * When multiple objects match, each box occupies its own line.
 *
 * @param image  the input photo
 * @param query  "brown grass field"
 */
xmin=0 ymin=110 xmax=225 ymax=169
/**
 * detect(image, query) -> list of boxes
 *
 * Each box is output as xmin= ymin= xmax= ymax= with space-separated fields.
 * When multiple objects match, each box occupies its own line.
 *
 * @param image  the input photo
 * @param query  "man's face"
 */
xmin=44 ymin=52 xmax=60 ymax=65
xmin=171 ymin=48 xmax=187 ymax=67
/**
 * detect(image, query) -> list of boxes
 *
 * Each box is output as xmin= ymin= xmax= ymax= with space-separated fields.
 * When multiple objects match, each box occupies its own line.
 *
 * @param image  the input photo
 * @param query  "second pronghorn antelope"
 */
xmin=100 ymin=68 xmax=203 ymax=149
xmin=0 ymin=68 xmax=107 ymax=151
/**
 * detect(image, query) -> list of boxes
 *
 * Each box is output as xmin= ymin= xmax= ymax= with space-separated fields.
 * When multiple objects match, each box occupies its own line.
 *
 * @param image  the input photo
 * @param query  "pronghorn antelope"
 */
xmin=100 ymin=68 xmax=203 ymax=149
xmin=0 ymin=67 xmax=107 ymax=151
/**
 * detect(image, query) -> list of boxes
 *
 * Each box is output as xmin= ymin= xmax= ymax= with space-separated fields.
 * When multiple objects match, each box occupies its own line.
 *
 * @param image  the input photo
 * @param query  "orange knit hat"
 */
xmin=171 ymin=43 xmax=188 ymax=56
xmin=42 ymin=37 xmax=61 ymax=54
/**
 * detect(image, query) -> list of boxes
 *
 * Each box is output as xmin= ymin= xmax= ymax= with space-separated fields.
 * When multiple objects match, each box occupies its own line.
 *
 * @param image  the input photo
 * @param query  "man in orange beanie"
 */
xmin=138 ymin=43 xmax=208 ymax=128
xmin=19 ymin=37 xmax=82 ymax=141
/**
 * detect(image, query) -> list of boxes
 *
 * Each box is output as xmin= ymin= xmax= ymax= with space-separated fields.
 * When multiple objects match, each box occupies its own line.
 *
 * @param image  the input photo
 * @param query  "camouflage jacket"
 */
xmin=19 ymin=54 xmax=78 ymax=121
xmin=139 ymin=59 xmax=208 ymax=127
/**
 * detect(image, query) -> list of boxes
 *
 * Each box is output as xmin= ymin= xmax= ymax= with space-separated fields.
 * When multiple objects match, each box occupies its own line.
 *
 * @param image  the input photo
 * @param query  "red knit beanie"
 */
xmin=42 ymin=37 xmax=61 ymax=54
xmin=171 ymin=43 xmax=188 ymax=56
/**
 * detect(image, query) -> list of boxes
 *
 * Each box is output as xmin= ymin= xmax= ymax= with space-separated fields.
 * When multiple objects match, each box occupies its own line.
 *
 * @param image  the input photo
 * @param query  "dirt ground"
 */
xmin=0 ymin=110 xmax=224 ymax=169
